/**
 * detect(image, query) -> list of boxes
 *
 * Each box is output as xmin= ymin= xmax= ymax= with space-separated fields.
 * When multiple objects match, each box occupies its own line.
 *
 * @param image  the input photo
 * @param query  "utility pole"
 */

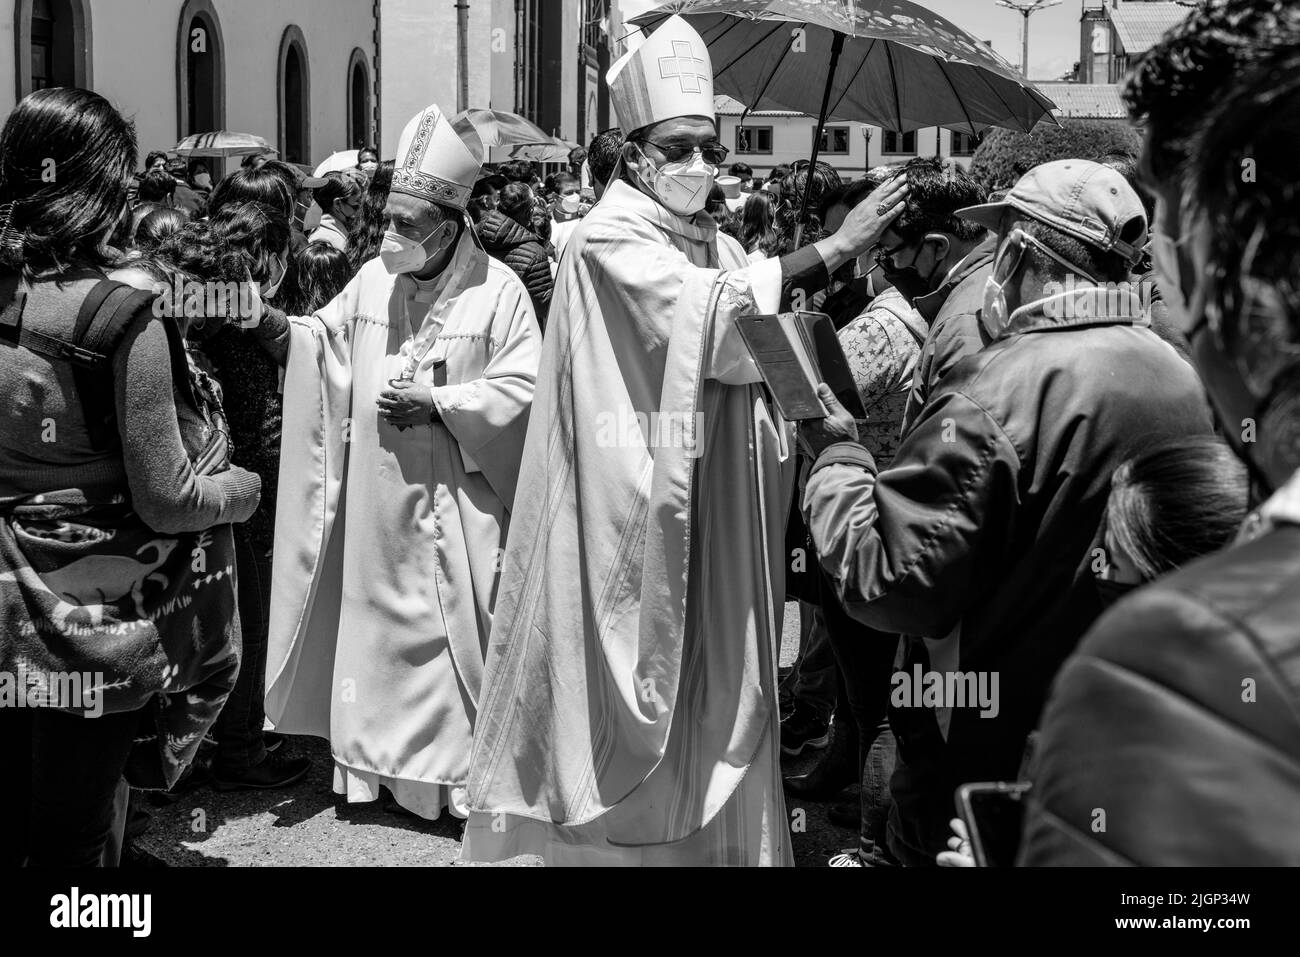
xmin=996 ymin=0 xmax=1062 ymax=78
xmin=456 ymin=0 xmax=470 ymax=113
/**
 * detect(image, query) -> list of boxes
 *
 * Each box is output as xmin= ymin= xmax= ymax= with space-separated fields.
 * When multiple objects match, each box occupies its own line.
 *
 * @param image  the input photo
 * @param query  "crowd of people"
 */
xmin=2 ymin=0 xmax=1299 ymax=868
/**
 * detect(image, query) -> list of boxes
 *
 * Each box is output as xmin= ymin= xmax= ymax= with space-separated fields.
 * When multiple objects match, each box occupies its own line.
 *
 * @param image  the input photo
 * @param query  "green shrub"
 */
xmin=968 ymin=119 xmax=1143 ymax=192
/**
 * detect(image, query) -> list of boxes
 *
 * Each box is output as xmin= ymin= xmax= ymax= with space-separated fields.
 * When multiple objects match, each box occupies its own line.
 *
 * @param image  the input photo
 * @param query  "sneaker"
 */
xmin=212 ymin=750 xmax=311 ymax=791
xmin=828 ymin=847 xmax=864 ymax=867
xmin=780 ymin=705 xmax=830 ymax=756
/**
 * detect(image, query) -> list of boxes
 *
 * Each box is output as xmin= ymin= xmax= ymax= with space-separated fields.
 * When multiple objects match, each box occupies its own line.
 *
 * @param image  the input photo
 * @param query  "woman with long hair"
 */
xmin=347 ymin=160 xmax=393 ymax=274
xmin=0 ymin=88 xmax=260 ymax=866
xmin=280 ymin=241 xmax=353 ymax=317
xmin=739 ymin=189 xmax=780 ymax=262
xmin=150 ymin=203 xmax=311 ymax=792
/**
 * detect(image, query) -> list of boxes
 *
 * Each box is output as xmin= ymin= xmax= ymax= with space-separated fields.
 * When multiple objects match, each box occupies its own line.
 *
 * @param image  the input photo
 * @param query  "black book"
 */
xmin=734 ymin=311 xmax=867 ymax=421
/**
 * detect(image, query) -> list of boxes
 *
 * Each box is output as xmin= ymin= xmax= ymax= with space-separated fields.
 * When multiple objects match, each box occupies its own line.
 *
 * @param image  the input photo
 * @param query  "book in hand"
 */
xmin=734 ymin=311 xmax=867 ymax=421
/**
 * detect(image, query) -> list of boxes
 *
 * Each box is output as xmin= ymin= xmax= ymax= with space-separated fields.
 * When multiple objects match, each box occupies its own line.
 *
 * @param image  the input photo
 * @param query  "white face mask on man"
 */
xmin=634 ymin=144 xmax=716 ymax=217
xmin=379 ymin=222 xmax=452 ymax=275
xmin=559 ymin=192 xmax=582 ymax=214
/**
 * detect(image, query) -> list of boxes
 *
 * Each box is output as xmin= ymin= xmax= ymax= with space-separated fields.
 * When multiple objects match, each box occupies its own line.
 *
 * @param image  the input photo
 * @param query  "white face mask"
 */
xmin=380 ymin=223 xmax=448 ymax=275
xmin=560 ymin=192 xmax=582 ymax=213
xmin=260 ymin=255 xmax=287 ymax=300
xmin=981 ymin=230 xmax=1101 ymax=339
xmin=635 ymin=144 xmax=716 ymax=217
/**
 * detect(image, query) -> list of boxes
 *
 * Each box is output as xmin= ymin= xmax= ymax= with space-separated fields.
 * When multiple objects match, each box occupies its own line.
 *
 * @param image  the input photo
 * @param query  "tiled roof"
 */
xmin=1034 ymin=83 xmax=1127 ymax=119
xmin=1109 ymin=1 xmax=1194 ymax=55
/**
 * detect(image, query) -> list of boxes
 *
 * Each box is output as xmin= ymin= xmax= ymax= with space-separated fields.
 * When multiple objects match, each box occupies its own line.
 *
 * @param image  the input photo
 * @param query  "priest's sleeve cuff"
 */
xmin=811 ymin=441 xmax=876 ymax=475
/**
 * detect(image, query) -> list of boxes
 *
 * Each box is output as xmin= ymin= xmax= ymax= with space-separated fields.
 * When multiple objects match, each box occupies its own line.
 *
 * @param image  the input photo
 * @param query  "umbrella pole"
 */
xmin=793 ymin=32 xmax=845 ymax=250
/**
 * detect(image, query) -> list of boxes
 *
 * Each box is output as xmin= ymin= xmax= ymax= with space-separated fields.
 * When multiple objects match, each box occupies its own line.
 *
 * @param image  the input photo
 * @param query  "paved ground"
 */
xmin=134 ymin=603 xmax=853 ymax=867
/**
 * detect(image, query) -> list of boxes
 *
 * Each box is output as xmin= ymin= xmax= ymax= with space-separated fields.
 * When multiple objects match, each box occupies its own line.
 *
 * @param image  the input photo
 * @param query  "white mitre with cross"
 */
xmin=390 ymin=103 xmax=485 ymax=211
xmin=608 ymin=14 xmax=714 ymax=133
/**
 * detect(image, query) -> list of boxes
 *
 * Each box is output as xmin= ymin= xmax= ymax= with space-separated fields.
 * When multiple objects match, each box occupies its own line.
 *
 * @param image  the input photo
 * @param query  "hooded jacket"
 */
xmin=802 ymin=281 xmax=1213 ymax=866
xmin=476 ymin=210 xmax=553 ymax=329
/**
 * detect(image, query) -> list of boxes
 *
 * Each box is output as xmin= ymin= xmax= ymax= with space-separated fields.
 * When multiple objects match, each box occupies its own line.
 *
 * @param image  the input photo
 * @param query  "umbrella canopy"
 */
xmin=174 ymin=131 xmax=278 ymax=159
xmin=509 ymin=137 xmax=581 ymax=163
xmin=631 ymin=0 xmax=1057 ymax=135
xmin=314 ymin=150 xmax=360 ymax=176
xmin=454 ymin=109 xmax=555 ymax=148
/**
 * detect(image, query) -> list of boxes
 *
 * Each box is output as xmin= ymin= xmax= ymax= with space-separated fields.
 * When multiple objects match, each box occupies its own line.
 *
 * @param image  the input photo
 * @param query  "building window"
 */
xmin=516 ymin=0 xmax=542 ymax=124
xmin=277 ymin=26 xmax=311 ymax=166
xmin=950 ymin=130 xmax=981 ymax=157
xmin=176 ymin=0 xmax=225 ymax=149
xmin=347 ymin=48 xmax=371 ymax=151
xmin=881 ymin=129 xmax=917 ymax=155
xmin=815 ymin=125 xmax=851 ymax=154
xmin=736 ymin=125 xmax=773 ymax=155
xmin=16 ymin=0 xmax=92 ymax=97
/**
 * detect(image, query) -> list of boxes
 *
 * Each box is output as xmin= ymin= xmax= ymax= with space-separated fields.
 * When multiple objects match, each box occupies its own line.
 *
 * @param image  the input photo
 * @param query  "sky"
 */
xmin=925 ymin=0 xmax=1087 ymax=80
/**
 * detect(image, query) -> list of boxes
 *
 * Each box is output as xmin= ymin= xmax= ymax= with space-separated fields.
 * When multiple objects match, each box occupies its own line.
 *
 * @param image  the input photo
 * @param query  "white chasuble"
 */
xmin=463 ymin=180 xmax=796 ymax=865
xmin=265 ymin=233 xmax=540 ymax=819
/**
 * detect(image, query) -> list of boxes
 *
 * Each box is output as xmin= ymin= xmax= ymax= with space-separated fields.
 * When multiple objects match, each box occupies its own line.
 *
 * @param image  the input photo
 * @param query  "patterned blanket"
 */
xmin=0 ymin=490 xmax=240 ymax=789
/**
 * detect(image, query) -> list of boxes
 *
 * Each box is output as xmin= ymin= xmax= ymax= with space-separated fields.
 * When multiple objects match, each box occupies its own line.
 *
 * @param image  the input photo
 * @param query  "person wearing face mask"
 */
xmin=545 ymin=171 xmax=587 ymax=259
xmin=461 ymin=15 xmax=908 ymax=868
xmin=356 ymin=146 xmax=380 ymax=178
xmin=244 ymin=102 xmax=540 ymax=822
xmin=1019 ymin=20 xmax=1300 ymax=868
xmin=865 ymin=158 xmax=998 ymax=436
xmin=798 ymin=158 xmax=1212 ymax=867
xmin=475 ymin=181 xmax=553 ymax=328
xmin=784 ymin=169 xmax=929 ymax=867
xmin=308 ymin=168 xmax=367 ymax=252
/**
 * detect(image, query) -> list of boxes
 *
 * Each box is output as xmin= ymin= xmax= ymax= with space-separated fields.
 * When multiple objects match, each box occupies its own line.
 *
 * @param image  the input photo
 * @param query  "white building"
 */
xmin=714 ymin=95 xmax=980 ymax=182
xmin=0 ymin=0 xmax=377 ymax=174
xmin=0 ymin=1 xmax=634 ymax=175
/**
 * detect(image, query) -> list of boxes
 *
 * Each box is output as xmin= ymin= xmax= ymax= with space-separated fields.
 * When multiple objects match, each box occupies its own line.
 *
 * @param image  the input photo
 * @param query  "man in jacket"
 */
xmin=799 ymin=160 xmax=1212 ymax=866
xmin=870 ymin=158 xmax=995 ymax=434
xmin=1019 ymin=6 xmax=1300 ymax=866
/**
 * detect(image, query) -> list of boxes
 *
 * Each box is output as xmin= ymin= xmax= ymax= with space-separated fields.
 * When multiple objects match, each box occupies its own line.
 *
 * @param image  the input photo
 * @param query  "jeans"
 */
xmin=213 ymin=526 xmax=271 ymax=773
xmin=1 ymin=705 xmax=144 ymax=867
xmin=779 ymin=601 xmax=838 ymax=722
xmin=820 ymin=567 xmax=900 ymax=857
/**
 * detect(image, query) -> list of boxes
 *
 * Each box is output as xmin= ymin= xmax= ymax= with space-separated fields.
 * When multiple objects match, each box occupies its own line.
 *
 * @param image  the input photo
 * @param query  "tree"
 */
xmin=968 ymin=119 xmax=1143 ymax=192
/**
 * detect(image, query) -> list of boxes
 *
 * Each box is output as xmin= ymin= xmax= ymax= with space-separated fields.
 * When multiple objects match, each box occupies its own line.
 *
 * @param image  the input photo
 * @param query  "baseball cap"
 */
xmin=957 ymin=159 xmax=1147 ymax=265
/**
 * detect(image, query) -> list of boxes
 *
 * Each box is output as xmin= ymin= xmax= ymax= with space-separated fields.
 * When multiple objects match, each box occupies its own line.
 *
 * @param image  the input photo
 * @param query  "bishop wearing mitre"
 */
xmin=463 ymin=15 xmax=905 ymax=865
xmin=253 ymin=103 xmax=541 ymax=820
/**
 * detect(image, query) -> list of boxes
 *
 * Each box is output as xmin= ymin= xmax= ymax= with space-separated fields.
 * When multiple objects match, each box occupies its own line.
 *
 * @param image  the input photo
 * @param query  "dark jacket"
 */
xmin=477 ymin=210 xmax=553 ymax=329
xmin=1018 ymin=521 xmax=1300 ymax=865
xmin=900 ymin=237 xmax=996 ymax=434
xmin=803 ymin=286 xmax=1212 ymax=866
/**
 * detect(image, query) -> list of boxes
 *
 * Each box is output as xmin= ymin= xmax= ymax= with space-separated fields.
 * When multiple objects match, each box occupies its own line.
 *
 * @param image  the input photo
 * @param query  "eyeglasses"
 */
xmin=871 ymin=239 xmax=913 ymax=268
xmin=640 ymin=139 xmax=729 ymax=166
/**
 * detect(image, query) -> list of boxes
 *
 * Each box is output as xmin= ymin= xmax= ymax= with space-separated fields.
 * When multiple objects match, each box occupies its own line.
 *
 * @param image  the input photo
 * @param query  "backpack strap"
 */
xmin=67 ymin=280 xmax=160 ymax=451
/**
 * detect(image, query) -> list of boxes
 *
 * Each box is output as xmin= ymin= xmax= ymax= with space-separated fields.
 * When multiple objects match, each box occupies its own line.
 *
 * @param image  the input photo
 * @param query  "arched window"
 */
xmin=347 ymin=48 xmax=371 ymax=151
xmin=14 ymin=0 xmax=92 ymax=96
xmin=278 ymin=26 xmax=311 ymax=166
xmin=176 ymin=0 xmax=225 ymax=138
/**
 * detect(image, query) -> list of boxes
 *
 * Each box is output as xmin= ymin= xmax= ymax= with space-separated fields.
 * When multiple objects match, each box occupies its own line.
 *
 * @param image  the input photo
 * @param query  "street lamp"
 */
xmin=995 ymin=0 xmax=1062 ymax=78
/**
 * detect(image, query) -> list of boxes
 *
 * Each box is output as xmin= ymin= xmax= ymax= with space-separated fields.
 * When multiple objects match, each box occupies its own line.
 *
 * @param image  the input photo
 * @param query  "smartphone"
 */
xmin=955 ymin=781 xmax=1031 ymax=867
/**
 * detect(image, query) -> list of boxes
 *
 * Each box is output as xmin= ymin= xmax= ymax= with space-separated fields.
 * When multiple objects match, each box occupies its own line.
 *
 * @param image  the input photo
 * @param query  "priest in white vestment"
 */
xmin=255 ymin=104 xmax=541 ymax=820
xmin=462 ymin=16 xmax=908 ymax=864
